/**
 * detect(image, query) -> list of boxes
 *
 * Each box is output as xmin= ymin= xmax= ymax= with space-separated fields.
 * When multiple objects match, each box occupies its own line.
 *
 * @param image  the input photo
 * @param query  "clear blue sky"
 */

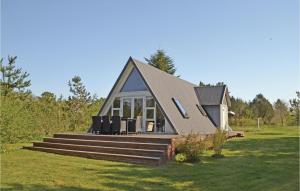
xmin=1 ymin=0 xmax=299 ymax=103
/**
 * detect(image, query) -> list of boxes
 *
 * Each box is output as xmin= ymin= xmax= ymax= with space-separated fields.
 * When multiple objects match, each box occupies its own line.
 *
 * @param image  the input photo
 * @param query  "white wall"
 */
xmin=220 ymin=104 xmax=229 ymax=130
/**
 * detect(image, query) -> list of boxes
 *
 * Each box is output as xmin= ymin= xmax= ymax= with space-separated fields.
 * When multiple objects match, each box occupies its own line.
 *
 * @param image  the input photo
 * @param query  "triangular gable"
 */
xmin=97 ymin=57 xmax=176 ymax=133
xmin=120 ymin=68 xmax=148 ymax=92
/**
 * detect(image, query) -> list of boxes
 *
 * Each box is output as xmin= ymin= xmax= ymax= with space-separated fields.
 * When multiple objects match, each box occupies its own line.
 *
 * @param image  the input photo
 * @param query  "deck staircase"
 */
xmin=23 ymin=134 xmax=176 ymax=166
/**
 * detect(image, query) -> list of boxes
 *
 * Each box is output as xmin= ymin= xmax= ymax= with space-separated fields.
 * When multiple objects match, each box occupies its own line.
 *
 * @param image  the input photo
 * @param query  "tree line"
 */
xmin=199 ymin=81 xmax=300 ymax=127
xmin=1 ymin=51 xmax=299 ymax=145
xmin=0 ymin=56 xmax=104 ymax=145
xmin=230 ymin=93 xmax=299 ymax=126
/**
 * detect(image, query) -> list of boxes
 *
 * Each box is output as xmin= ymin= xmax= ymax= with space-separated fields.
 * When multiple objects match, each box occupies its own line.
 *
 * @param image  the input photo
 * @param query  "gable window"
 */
xmin=172 ymin=98 xmax=189 ymax=118
xmin=121 ymin=68 xmax=148 ymax=92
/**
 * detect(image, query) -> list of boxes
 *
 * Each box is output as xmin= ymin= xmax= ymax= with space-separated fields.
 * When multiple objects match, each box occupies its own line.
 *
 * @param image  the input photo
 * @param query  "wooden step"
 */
xmin=23 ymin=146 xmax=162 ymax=166
xmin=33 ymin=142 xmax=166 ymax=159
xmin=44 ymin=138 xmax=171 ymax=151
xmin=53 ymin=133 xmax=173 ymax=144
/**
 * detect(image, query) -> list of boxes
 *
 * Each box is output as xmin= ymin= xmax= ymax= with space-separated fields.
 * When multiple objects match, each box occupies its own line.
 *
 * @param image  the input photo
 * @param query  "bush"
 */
xmin=212 ymin=129 xmax=227 ymax=157
xmin=0 ymin=92 xmax=104 ymax=144
xmin=175 ymin=153 xmax=187 ymax=162
xmin=175 ymin=133 xmax=206 ymax=162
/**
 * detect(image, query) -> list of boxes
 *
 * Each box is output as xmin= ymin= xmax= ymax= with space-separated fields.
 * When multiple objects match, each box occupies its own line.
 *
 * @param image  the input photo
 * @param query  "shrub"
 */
xmin=175 ymin=133 xmax=206 ymax=162
xmin=212 ymin=129 xmax=227 ymax=158
xmin=175 ymin=153 xmax=187 ymax=162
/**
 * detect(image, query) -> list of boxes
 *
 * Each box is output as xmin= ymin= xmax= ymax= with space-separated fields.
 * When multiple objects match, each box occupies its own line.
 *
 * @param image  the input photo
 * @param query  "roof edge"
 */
xmin=97 ymin=57 xmax=134 ymax=115
xmin=131 ymin=59 xmax=179 ymax=134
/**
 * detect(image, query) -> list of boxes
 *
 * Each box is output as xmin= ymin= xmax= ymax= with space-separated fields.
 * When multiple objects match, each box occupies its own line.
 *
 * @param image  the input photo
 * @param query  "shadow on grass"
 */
xmin=94 ymin=136 xmax=299 ymax=191
xmin=2 ymin=137 xmax=299 ymax=191
xmin=1 ymin=183 xmax=99 ymax=191
xmin=255 ymin=132 xmax=284 ymax=136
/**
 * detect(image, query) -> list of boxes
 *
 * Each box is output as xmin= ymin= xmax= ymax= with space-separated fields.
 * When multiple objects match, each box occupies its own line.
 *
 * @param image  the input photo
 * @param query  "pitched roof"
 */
xmin=131 ymin=58 xmax=216 ymax=135
xmin=194 ymin=86 xmax=226 ymax=105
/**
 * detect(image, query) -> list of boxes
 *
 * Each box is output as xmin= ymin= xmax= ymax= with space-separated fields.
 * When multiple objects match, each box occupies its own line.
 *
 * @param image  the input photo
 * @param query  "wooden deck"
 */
xmin=23 ymin=131 xmax=243 ymax=166
xmin=24 ymin=133 xmax=177 ymax=166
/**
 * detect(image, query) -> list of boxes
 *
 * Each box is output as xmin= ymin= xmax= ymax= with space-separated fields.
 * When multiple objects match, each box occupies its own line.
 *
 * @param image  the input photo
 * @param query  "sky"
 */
xmin=1 ymin=0 xmax=299 ymax=103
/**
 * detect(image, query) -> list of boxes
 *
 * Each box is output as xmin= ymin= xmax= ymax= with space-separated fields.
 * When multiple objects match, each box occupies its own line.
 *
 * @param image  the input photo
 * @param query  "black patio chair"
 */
xmin=111 ymin=116 xmax=121 ymax=135
xmin=91 ymin=116 xmax=102 ymax=134
xmin=101 ymin=115 xmax=111 ymax=134
xmin=156 ymin=118 xmax=165 ymax=133
xmin=128 ymin=119 xmax=136 ymax=133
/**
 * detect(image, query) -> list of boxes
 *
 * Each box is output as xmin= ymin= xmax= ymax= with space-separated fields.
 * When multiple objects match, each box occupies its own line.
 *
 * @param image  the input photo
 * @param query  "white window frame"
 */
xmin=111 ymin=97 xmax=121 ymax=116
xmin=145 ymin=97 xmax=156 ymax=132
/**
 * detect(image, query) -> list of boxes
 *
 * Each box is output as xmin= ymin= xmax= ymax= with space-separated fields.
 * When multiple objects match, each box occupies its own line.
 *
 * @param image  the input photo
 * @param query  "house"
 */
xmin=24 ymin=57 xmax=234 ymax=166
xmin=97 ymin=57 xmax=231 ymax=135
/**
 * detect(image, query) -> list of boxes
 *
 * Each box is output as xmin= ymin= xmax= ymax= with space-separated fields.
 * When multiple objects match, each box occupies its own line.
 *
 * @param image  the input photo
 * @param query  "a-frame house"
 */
xmin=97 ymin=57 xmax=231 ymax=135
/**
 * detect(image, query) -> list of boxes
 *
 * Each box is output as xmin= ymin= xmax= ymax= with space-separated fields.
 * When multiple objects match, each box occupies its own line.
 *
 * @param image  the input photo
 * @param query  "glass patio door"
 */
xmin=122 ymin=98 xmax=132 ymax=118
xmin=145 ymin=97 xmax=156 ymax=132
xmin=134 ymin=98 xmax=143 ymax=118
xmin=119 ymin=96 xmax=158 ymax=132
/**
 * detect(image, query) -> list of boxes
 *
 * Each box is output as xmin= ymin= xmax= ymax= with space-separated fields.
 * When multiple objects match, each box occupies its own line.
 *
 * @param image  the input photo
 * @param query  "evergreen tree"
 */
xmin=289 ymin=91 xmax=300 ymax=126
xmin=0 ymin=56 xmax=31 ymax=95
xmin=68 ymin=76 xmax=91 ymax=103
xmin=199 ymin=81 xmax=225 ymax=87
xmin=67 ymin=76 xmax=92 ymax=131
xmin=145 ymin=49 xmax=176 ymax=75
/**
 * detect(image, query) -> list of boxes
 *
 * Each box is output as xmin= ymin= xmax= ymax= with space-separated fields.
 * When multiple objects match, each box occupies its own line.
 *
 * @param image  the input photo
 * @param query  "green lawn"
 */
xmin=1 ymin=126 xmax=299 ymax=191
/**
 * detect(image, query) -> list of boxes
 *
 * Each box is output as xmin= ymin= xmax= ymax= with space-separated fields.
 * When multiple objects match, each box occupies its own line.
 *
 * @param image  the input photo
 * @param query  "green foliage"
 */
xmin=0 ymin=56 xmax=31 ymax=95
xmin=68 ymin=76 xmax=92 ymax=103
xmin=199 ymin=81 xmax=225 ymax=87
xmin=273 ymin=99 xmax=289 ymax=126
xmin=250 ymin=94 xmax=274 ymax=124
xmin=212 ymin=129 xmax=227 ymax=157
xmin=175 ymin=133 xmax=206 ymax=162
xmin=0 ymin=91 xmax=104 ymax=144
xmin=145 ymin=49 xmax=176 ymax=75
xmin=1 ymin=80 xmax=104 ymax=145
xmin=289 ymin=91 xmax=300 ymax=126
xmin=175 ymin=153 xmax=187 ymax=162
xmin=229 ymin=96 xmax=255 ymax=126
xmin=0 ymin=57 xmax=104 ymax=144
xmin=67 ymin=76 xmax=93 ymax=131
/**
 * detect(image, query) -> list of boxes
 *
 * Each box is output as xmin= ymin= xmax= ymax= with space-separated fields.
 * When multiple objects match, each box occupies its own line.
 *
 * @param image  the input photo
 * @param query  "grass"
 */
xmin=1 ymin=126 xmax=299 ymax=191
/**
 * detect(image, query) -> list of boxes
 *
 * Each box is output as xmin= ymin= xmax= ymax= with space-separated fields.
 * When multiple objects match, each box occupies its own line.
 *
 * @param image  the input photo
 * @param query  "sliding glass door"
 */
xmin=110 ymin=96 xmax=165 ymax=133
xmin=122 ymin=98 xmax=132 ymax=118
xmin=134 ymin=98 xmax=143 ymax=118
xmin=145 ymin=97 xmax=155 ymax=132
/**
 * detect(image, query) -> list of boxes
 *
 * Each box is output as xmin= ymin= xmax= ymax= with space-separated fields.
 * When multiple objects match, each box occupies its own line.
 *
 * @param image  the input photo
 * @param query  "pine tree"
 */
xmin=289 ymin=91 xmax=300 ymax=126
xmin=0 ymin=56 xmax=31 ymax=95
xmin=67 ymin=76 xmax=92 ymax=131
xmin=68 ymin=76 xmax=91 ymax=103
xmin=145 ymin=49 xmax=176 ymax=75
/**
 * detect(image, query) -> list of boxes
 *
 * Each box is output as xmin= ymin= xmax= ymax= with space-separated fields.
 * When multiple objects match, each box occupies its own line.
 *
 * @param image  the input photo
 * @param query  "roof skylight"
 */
xmin=172 ymin=98 xmax=189 ymax=118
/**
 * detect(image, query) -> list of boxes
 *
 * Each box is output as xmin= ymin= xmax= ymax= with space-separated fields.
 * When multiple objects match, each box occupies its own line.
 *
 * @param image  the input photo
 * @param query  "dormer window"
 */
xmin=172 ymin=98 xmax=189 ymax=118
xmin=196 ymin=104 xmax=207 ymax=116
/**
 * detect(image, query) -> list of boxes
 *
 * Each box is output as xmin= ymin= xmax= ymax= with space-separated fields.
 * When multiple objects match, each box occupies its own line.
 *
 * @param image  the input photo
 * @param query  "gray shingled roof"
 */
xmin=132 ymin=58 xmax=216 ymax=135
xmin=194 ymin=86 xmax=226 ymax=106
